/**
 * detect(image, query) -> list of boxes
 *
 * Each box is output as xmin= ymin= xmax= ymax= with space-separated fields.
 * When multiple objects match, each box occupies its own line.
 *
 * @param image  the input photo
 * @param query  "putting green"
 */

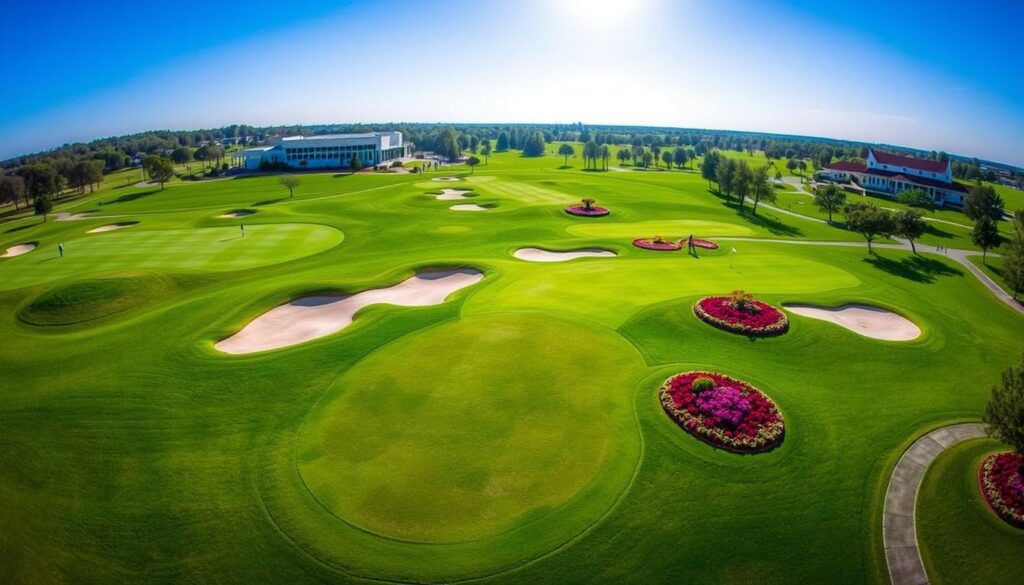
xmin=566 ymin=219 xmax=755 ymax=238
xmin=0 ymin=223 xmax=343 ymax=291
xmin=297 ymin=313 xmax=643 ymax=544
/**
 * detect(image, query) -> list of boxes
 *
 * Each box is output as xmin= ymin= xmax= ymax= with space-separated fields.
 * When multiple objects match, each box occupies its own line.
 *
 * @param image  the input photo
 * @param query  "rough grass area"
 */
xmin=17 ymin=274 xmax=169 ymax=326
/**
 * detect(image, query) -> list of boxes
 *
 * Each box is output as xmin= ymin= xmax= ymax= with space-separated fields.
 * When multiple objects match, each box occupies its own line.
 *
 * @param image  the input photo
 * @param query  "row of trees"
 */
xmin=701 ymin=153 xmax=777 ymax=215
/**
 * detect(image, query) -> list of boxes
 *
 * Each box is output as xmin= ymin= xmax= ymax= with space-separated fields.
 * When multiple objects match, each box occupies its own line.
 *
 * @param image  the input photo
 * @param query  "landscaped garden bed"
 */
xmin=632 ymin=236 xmax=682 ymax=251
xmin=979 ymin=452 xmax=1024 ymax=528
xmin=693 ymin=238 xmax=719 ymax=250
xmin=565 ymin=198 xmax=610 ymax=217
xmin=659 ymin=371 xmax=785 ymax=453
xmin=694 ymin=290 xmax=788 ymax=337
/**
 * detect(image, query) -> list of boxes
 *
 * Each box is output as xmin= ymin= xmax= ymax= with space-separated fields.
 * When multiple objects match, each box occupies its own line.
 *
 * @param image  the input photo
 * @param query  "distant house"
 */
xmin=820 ymin=149 xmax=969 ymax=208
xmin=236 ymin=131 xmax=410 ymax=170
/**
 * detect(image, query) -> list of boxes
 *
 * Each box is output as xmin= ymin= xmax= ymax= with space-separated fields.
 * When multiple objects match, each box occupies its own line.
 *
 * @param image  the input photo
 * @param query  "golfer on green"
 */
xmin=240 ymin=222 xmax=245 ymax=237
xmin=58 ymin=242 xmax=64 ymax=257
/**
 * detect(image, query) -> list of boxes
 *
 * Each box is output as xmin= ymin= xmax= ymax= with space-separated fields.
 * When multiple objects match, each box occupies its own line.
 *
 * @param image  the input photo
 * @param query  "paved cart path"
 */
xmin=882 ymin=423 xmax=987 ymax=585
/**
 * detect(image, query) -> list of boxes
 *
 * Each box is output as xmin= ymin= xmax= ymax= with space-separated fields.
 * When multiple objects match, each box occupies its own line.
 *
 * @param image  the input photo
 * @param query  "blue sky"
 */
xmin=2 ymin=0 xmax=1022 ymax=165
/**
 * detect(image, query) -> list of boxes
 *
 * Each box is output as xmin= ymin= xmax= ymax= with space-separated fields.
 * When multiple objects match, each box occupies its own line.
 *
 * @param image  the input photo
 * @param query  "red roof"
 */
xmin=870 ymin=149 xmax=949 ymax=173
xmin=827 ymin=161 xmax=868 ymax=173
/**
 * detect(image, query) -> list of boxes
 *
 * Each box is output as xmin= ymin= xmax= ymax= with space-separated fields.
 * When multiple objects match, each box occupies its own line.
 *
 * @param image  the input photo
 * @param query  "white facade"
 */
xmin=821 ymin=149 xmax=968 ymax=208
xmin=236 ymin=131 xmax=409 ymax=170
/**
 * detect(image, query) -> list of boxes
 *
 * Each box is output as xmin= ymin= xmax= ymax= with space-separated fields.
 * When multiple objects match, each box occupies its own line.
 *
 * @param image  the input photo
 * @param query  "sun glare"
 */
xmin=555 ymin=0 xmax=651 ymax=31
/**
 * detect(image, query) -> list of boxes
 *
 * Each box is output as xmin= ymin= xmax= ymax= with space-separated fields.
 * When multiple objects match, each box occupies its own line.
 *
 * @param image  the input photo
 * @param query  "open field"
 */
xmin=0 ymin=147 xmax=1021 ymax=584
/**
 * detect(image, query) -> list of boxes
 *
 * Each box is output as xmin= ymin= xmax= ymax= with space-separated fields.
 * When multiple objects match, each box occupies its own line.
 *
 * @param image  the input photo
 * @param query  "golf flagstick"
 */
xmin=731 ymin=247 xmax=737 ymax=268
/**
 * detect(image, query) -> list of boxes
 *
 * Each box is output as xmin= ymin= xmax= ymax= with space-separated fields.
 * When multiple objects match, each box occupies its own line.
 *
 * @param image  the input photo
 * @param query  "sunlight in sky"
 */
xmin=554 ymin=0 xmax=654 ymax=31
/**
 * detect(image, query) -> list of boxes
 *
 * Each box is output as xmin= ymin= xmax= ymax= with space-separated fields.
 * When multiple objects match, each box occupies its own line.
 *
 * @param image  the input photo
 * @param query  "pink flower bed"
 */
xmin=693 ymin=239 xmax=719 ymax=250
xmin=633 ymin=238 xmax=682 ymax=251
xmin=979 ymin=452 xmax=1024 ymax=528
xmin=659 ymin=371 xmax=785 ymax=453
xmin=565 ymin=205 xmax=610 ymax=217
xmin=693 ymin=296 xmax=788 ymax=337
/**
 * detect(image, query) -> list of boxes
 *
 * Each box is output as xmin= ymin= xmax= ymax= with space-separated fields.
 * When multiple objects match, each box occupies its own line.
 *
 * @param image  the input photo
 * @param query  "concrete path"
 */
xmin=883 ymin=423 xmax=987 ymax=585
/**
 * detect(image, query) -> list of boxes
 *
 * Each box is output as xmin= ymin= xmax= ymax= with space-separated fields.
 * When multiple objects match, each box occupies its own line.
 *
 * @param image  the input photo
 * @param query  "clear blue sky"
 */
xmin=2 ymin=0 xmax=1022 ymax=165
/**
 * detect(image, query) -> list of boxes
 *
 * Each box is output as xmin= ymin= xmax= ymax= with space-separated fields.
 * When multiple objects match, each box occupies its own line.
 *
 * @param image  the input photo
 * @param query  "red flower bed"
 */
xmin=979 ymin=452 xmax=1024 ymax=528
xmin=693 ymin=239 xmax=719 ymax=250
xmin=565 ymin=205 xmax=610 ymax=217
xmin=693 ymin=295 xmax=788 ymax=337
xmin=633 ymin=238 xmax=682 ymax=251
xmin=659 ymin=371 xmax=784 ymax=453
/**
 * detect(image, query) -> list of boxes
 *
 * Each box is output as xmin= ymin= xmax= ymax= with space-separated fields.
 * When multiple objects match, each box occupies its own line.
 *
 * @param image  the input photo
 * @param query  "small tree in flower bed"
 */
xmin=565 ymin=198 xmax=610 ymax=217
xmin=693 ymin=291 xmax=788 ymax=337
xmin=980 ymin=355 xmax=1024 ymax=527
xmin=632 ymin=236 xmax=683 ymax=251
xmin=659 ymin=371 xmax=785 ymax=453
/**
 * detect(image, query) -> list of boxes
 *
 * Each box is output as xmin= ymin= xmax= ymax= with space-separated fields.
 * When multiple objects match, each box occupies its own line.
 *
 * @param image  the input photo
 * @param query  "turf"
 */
xmin=17 ymin=273 xmax=172 ymax=326
xmin=0 ymin=145 xmax=1021 ymax=584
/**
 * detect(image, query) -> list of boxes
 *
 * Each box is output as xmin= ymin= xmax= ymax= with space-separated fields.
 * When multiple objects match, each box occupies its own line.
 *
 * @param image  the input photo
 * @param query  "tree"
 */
xmin=466 ymin=155 xmax=480 ymax=174
xmin=480 ymin=140 xmax=492 ymax=164
xmin=972 ymin=215 xmax=1001 ymax=262
xmin=34 ymin=193 xmax=52 ymax=221
xmin=19 ymin=162 xmax=60 ymax=202
xmin=1002 ymin=211 xmax=1024 ymax=300
xmin=983 ymin=354 xmax=1024 ymax=454
xmin=279 ymin=175 xmax=300 ymax=197
xmin=702 ymin=151 xmax=721 ymax=189
xmin=964 ymin=183 xmax=1005 ymax=222
xmin=0 ymin=175 xmax=26 ymax=209
xmin=652 ymin=145 xmax=661 ymax=169
xmin=749 ymin=165 xmax=776 ymax=215
xmin=786 ymin=159 xmax=798 ymax=174
xmin=195 ymin=145 xmax=212 ymax=169
xmin=496 ymin=131 xmax=510 ymax=152
xmin=896 ymin=188 xmax=935 ymax=211
xmin=732 ymin=160 xmax=753 ymax=210
xmin=673 ymin=147 xmax=687 ymax=170
xmin=813 ymin=183 xmax=847 ymax=224
xmin=349 ymin=152 xmax=363 ymax=171
xmin=844 ymin=202 xmax=894 ymax=252
xmin=522 ymin=132 xmax=546 ymax=157
xmin=438 ymin=127 xmax=462 ymax=161
xmin=632 ymin=145 xmax=645 ymax=167
xmin=143 ymin=155 xmax=174 ymax=189
xmin=599 ymin=144 xmax=610 ymax=171
xmin=557 ymin=143 xmax=575 ymax=166
xmin=582 ymin=141 xmax=600 ymax=169
xmin=893 ymin=209 xmax=927 ymax=254
xmin=617 ymin=148 xmax=632 ymax=166
xmin=662 ymin=150 xmax=674 ymax=169
xmin=716 ymin=157 xmax=737 ymax=200
xmin=171 ymin=146 xmax=194 ymax=171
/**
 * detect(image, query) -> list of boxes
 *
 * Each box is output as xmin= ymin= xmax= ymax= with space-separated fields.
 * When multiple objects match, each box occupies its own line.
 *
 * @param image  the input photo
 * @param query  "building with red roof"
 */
xmin=821 ymin=149 xmax=968 ymax=207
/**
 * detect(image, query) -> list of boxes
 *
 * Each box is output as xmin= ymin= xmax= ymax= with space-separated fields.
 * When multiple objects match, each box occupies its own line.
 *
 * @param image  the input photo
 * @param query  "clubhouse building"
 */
xmin=820 ymin=149 xmax=969 ymax=208
xmin=236 ymin=131 xmax=410 ymax=170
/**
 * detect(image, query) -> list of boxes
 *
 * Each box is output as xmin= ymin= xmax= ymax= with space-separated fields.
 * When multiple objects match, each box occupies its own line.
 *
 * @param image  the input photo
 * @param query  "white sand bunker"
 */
xmin=450 ymin=204 xmax=491 ymax=212
xmin=435 ymin=189 xmax=473 ymax=200
xmin=514 ymin=247 xmax=617 ymax=262
xmin=54 ymin=212 xmax=92 ymax=221
xmin=215 ymin=269 xmax=485 ymax=354
xmin=432 ymin=176 xmax=462 ymax=182
xmin=1 ymin=243 xmax=36 ymax=258
xmin=87 ymin=222 xmax=137 ymax=234
xmin=784 ymin=304 xmax=921 ymax=341
xmin=219 ymin=210 xmax=255 ymax=218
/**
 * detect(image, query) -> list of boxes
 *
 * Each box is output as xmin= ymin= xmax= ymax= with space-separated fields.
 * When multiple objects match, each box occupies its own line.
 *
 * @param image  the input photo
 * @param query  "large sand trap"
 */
xmin=215 ymin=269 xmax=484 ymax=354
xmin=54 ymin=212 xmax=92 ymax=221
xmin=219 ymin=210 xmax=255 ymax=218
xmin=432 ymin=176 xmax=462 ymax=182
xmin=450 ymin=204 xmax=490 ymax=212
xmin=435 ymin=189 xmax=473 ymax=200
xmin=87 ymin=222 xmax=137 ymax=234
xmin=784 ymin=304 xmax=921 ymax=341
xmin=1 ymin=243 xmax=36 ymax=258
xmin=514 ymin=247 xmax=617 ymax=262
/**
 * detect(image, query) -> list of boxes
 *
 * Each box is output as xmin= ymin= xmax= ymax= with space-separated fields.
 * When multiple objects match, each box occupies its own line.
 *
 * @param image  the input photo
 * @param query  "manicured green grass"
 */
xmin=0 ymin=147 xmax=1021 ymax=584
xmin=917 ymin=439 xmax=1024 ymax=584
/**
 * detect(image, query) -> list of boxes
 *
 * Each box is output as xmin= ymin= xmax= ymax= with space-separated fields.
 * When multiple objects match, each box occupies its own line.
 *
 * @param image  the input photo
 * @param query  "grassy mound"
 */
xmin=18 ymin=275 xmax=167 ymax=326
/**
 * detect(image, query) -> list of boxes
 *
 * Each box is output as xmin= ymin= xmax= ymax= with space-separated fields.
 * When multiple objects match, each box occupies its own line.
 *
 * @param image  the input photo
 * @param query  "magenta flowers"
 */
xmin=693 ymin=295 xmax=789 ymax=337
xmin=979 ymin=452 xmax=1024 ymax=528
xmin=659 ymin=371 xmax=785 ymax=453
xmin=633 ymin=238 xmax=682 ymax=251
xmin=565 ymin=205 xmax=610 ymax=217
xmin=692 ymin=239 xmax=719 ymax=250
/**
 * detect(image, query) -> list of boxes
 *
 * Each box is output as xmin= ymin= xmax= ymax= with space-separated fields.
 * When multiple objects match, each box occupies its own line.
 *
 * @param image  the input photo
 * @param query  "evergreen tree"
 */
xmin=965 ymin=183 xmax=1005 ymax=222
xmin=496 ymin=132 xmax=510 ymax=152
xmin=983 ymin=355 xmax=1024 ymax=454
xmin=893 ymin=209 xmax=927 ymax=254
xmin=972 ymin=215 xmax=1002 ymax=262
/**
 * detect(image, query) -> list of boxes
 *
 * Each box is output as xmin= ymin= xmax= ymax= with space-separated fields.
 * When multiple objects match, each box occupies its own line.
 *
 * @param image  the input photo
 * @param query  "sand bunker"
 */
xmin=432 ymin=177 xmax=462 ymax=182
xmin=87 ymin=223 xmax=137 ymax=234
xmin=54 ymin=212 xmax=92 ymax=221
xmin=1 ymin=243 xmax=36 ymax=258
xmin=450 ymin=204 xmax=490 ymax=212
xmin=784 ymin=304 xmax=921 ymax=341
xmin=215 ymin=269 xmax=484 ymax=354
xmin=219 ymin=210 xmax=255 ymax=218
xmin=435 ymin=189 xmax=473 ymax=200
xmin=514 ymin=247 xmax=617 ymax=262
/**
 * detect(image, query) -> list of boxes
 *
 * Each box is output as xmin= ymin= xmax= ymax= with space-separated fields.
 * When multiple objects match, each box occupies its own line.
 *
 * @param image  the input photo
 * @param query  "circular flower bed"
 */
xmin=659 ymin=371 xmax=784 ymax=453
xmin=693 ymin=292 xmax=788 ymax=337
xmin=633 ymin=238 xmax=682 ymax=251
xmin=565 ymin=205 xmax=610 ymax=217
xmin=979 ymin=452 xmax=1024 ymax=528
xmin=693 ymin=239 xmax=719 ymax=250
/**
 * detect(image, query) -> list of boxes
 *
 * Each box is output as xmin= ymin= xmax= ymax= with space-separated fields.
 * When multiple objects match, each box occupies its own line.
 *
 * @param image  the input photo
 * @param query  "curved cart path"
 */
xmin=882 ymin=423 xmax=986 ymax=585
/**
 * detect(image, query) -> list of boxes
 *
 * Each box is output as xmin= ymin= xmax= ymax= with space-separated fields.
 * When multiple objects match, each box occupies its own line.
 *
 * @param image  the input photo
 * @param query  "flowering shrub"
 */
xmin=565 ymin=204 xmax=610 ymax=217
xmin=659 ymin=371 xmax=784 ymax=453
xmin=633 ymin=237 xmax=682 ymax=251
xmin=979 ymin=452 xmax=1024 ymax=528
xmin=693 ymin=239 xmax=719 ymax=250
xmin=693 ymin=294 xmax=788 ymax=337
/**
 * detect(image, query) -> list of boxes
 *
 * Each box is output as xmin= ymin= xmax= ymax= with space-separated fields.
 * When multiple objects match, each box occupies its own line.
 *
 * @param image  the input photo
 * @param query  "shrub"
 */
xmin=692 ymin=377 xmax=715 ymax=394
xmin=391 ymin=160 xmax=404 ymax=168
